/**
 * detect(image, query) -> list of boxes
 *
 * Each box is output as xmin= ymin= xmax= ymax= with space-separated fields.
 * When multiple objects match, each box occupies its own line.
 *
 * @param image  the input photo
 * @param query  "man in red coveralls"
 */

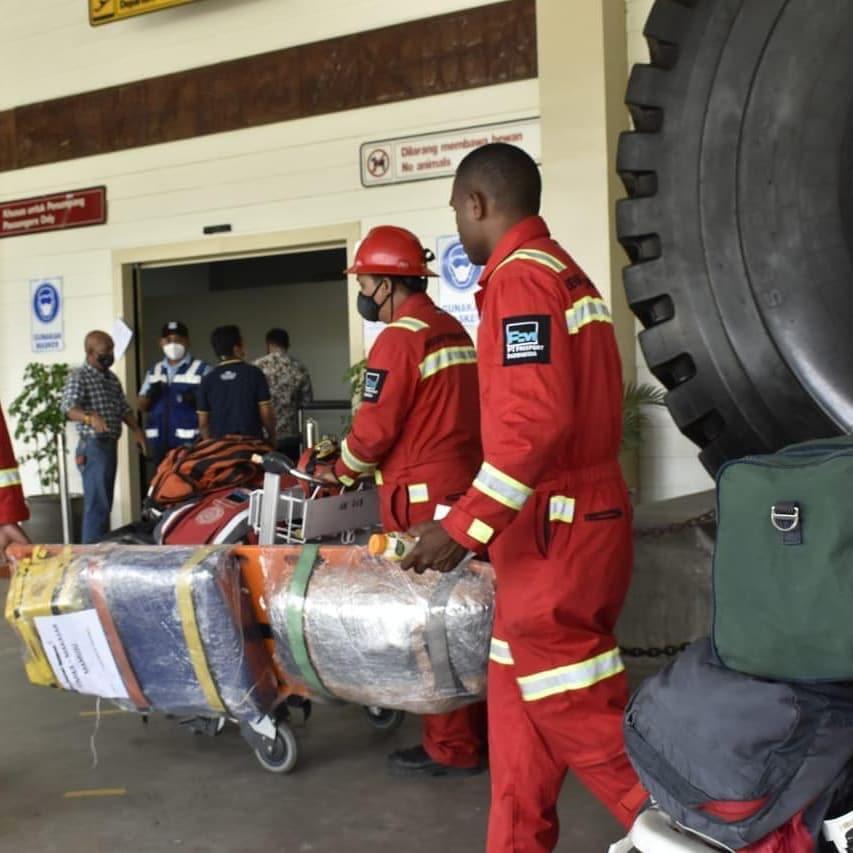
xmin=402 ymin=144 xmax=645 ymax=851
xmin=327 ymin=225 xmax=488 ymax=777
xmin=0 ymin=403 xmax=30 ymax=557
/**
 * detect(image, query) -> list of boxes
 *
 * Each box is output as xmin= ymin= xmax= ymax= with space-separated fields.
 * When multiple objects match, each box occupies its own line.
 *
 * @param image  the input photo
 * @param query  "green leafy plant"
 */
xmin=8 ymin=362 xmax=70 ymax=492
xmin=622 ymin=381 xmax=666 ymax=452
xmin=344 ymin=358 xmax=367 ymax=402
xmin=341 ymin=358 xmax=367 ymax=435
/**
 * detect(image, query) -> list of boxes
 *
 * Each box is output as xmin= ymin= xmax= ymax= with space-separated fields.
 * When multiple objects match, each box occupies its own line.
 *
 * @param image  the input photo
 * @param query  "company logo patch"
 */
xmin=503 ymin=315 xmax=551 ymax=365
xmin=362 ymin=369 xmax=388 ymax=403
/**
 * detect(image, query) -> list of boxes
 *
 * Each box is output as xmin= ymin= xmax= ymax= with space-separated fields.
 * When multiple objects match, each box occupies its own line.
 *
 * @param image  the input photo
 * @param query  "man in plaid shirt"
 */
xmin=61 ymin=330 xmax=147 ymax=543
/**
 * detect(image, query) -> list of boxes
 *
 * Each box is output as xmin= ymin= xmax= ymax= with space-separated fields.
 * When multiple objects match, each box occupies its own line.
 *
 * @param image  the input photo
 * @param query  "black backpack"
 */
xmin=624 ymin=638 xmax=853 ymax=849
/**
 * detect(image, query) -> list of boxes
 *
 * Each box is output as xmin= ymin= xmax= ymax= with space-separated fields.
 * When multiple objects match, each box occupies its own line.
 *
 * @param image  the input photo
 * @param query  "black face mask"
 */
xmin=357 ymin=280 xmax=392 ymax=323
xmin=97 ymin=353 xmax=114 ymax=370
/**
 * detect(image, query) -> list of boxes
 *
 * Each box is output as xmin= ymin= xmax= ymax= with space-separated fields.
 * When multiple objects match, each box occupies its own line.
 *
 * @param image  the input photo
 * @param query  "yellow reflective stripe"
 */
xmin=176 ymin=547 xmax=226 ymax=715
xmin=387 ymin=316 xmax=429 ymax=332
xmin=0 ymin=467 xmax=22 ymax=488
xmin=374 ymin=469 xmax=384 ymax=486
xmin=467 ymin=518 xmax=494 ymax=545
xmin=549 ymin=495 xmax=576 ymax=524
xmin=517 ymin=647 xmax=625 ymax=702
xmin=565 ymin=296 xmax=612 ymax=335
xmin=408 ymin=483 xmax=429 ymax=504
xmin=338 ymin=474 xmax=355 ymax=487
xmin=495 ymin=248 xmax=566 ymax=274
xmin=489 ymin=638 xmax=514 ymax=666
xmin=341 ymin=438 xmax=376 ymax=474
xmin=473 ymin=462 xmax=533 ymax=512
xmin=419 ymin=346 xmax=477 ymax=380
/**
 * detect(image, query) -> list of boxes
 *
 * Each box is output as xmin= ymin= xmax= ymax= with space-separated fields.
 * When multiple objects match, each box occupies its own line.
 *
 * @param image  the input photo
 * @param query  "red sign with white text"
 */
xmin=0 ymin=187 xmax=107 ymax=239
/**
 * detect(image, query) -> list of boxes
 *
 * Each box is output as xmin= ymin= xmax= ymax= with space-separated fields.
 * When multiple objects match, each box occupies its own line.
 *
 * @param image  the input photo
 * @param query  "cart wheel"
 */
xmin=183 ymin=716 xmax=227 ymax=737
xmin=254 ymin=722 xmax=298 ymax=774
xmin=364 ymin=706 xmax=405 ymax=732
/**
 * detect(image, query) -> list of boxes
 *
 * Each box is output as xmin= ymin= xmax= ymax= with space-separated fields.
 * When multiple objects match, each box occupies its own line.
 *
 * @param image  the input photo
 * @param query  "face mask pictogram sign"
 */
xmin=30 ymin=277 xmax=65 ymax=353
xmin=437 ymin=236 xmax=482 ymax=341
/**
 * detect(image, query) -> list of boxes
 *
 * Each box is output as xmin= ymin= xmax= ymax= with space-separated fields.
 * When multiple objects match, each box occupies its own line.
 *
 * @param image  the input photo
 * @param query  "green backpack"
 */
xmin=713 ymin=435 xmax=853 ymax=681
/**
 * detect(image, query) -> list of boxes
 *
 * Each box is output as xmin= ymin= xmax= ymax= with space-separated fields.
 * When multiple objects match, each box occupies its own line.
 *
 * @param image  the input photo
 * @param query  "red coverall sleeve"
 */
xmin=442 ymin=267 xmax=573 ymax=550
xmin=0 ymin=404 xmax=29 ymax=524
xmin=334 ymin=329 xmax=419 ymax=485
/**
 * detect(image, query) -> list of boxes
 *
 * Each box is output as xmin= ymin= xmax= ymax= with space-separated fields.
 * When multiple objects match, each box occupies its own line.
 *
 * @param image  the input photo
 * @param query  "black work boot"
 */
xmin=387 ymin=745 xmax=485 ymax=777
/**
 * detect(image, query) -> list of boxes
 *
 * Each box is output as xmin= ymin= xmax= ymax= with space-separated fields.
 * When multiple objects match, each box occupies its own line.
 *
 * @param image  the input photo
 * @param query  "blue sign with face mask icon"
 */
xmin=437 ymin=236 xmax=482 ymax=339
xmin=30 ymin=276 xmax=64 ymax=353
xmin=440 ymin=240 xmax=481 ymax=291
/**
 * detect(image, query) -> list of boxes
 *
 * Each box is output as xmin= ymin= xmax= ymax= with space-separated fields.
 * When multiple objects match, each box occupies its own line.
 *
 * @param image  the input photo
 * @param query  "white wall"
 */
xmin=0 ymin=0 xmax=500 ymax=110
xmin=625 ymin=0 xmax=713 ymax=501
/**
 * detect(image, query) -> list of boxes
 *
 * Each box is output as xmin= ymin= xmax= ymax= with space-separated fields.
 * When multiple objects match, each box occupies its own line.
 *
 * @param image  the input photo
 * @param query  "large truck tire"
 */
xmin=617 ymin=0 xmax=853 ymax=473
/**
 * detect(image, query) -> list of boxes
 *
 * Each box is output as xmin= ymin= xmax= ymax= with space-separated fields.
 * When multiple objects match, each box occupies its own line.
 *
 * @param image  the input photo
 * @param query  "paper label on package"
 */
xmin=34 ymin=610 xmax=129 ymax=699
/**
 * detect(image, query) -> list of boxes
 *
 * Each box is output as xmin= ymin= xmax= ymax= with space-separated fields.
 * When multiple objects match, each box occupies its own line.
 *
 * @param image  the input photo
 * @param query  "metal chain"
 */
xmin=621 ymin=509 xmax=717 ymax=658
xmin=620 ymin=642 xmax=690 ymax=659
xmin=634 ymin=508 xmax=716 ymax=540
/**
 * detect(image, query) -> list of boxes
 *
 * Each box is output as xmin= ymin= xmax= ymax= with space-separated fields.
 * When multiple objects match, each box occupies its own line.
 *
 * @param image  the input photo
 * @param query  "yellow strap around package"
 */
xmin=176 ymin=546 xmax=226 ymax=714
xmin=5 ymin=547 xmax=75 ymax=687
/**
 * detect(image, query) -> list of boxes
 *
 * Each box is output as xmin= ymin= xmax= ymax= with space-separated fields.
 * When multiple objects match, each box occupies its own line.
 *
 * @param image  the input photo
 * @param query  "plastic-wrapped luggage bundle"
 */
xmin=258 ymin=544 xmax=494 ymax=714
xmin=5 ymin=544 xmax=277 ymax=721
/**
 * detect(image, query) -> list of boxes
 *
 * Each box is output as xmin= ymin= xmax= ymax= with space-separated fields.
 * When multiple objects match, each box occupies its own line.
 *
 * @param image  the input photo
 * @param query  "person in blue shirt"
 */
xmin=137 ymin=321 xmax=210 ymax=467
xmin=197 ymin=325 xmax=276 ymax=442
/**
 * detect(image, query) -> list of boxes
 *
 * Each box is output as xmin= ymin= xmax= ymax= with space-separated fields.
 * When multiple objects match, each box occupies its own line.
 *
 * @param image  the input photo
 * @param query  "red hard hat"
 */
xmin=345 ymin=226 xmax=438 ymax=277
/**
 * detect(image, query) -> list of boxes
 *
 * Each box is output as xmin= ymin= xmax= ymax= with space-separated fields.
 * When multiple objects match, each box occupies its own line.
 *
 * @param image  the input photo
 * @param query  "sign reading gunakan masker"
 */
xmin=0 ymin=187 xmax=107 ymax=239
xmin=89 ymin=0 xmax=198 ymax=26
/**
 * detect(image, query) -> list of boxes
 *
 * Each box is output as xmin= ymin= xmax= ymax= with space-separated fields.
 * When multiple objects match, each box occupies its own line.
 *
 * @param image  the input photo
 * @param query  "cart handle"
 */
xmin=252 ymin=452 xmax=329 ymax=487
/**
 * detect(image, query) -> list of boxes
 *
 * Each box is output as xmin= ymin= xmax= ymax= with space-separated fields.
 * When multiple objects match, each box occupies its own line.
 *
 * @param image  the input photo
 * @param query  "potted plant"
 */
xmin=621 ymin=381 xmax=666 ymax=453
xmin=7 ymin=362 xmax=82 ymax=542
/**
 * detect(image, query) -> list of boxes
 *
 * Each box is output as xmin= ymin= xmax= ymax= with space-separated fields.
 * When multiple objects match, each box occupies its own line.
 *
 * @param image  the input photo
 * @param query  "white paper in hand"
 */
xmin=111 ymin=318 xmax=134 ymax=363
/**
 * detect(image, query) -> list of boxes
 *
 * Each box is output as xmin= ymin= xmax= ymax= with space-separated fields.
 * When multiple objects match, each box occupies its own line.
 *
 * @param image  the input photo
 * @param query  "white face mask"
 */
xmin=163 ymin=342 xmax=186 ymax=361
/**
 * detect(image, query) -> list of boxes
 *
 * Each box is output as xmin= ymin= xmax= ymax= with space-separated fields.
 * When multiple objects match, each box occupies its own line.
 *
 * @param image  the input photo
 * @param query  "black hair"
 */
xmin=210 ymin=324 xmax=242 ymax=359
xmin=389 ymin=275 xmax=428 ymax=293
xmin=456 ymin=142 xmax=541 ymax=215
xmin=265 ymin=328 xmax=290 ymax=350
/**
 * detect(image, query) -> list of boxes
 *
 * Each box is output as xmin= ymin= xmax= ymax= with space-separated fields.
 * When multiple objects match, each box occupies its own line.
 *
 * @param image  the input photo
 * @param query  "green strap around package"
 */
xmin=286 ymin=545 xmax=335 ymax=700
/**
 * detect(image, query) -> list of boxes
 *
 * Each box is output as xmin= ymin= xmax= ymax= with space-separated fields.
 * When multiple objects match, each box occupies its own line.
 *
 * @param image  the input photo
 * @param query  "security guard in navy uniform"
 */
xmin=137 ymin=321 xmax=210 ymax=468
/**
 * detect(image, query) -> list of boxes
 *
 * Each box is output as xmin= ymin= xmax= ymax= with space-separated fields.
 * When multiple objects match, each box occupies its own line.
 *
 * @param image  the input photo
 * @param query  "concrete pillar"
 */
xmin=536 ymin=0 xmax=633 ymax=374
xmin=536 ymin=0 xmax=636 ymax=480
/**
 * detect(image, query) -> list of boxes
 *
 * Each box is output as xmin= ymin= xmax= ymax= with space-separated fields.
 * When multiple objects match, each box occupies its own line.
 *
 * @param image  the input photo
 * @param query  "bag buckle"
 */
xmin=770 ymin=505 xmax=799 ymax=532
xmin=771 ymin=501 xmax=802 ymax=545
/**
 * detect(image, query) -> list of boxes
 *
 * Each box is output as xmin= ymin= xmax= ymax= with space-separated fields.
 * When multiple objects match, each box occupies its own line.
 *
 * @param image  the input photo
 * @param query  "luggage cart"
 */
xmin=248 ymin=451 xmax=380 ymax=546
xmin=8 ymin=457 xmax=401 ymax=775
xmin=615 ymin=808 xmax=730 ymax=852
xmin=243 ymin=453 xmax=406 ymax=745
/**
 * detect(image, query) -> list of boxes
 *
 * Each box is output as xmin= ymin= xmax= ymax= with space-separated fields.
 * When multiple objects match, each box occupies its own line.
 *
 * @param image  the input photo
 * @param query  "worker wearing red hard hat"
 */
xmin=402 ymin=145 xmax=645 ymax=851
xmin=0 ymin=403 xmax=30 ymax=559
xmin=330 ymin=225 xmax=488 ymax=777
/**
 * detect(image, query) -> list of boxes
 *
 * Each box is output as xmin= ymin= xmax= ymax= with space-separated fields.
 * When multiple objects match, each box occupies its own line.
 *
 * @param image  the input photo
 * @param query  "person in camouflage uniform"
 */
xmin=255 ymin=328 xmax=313 ymax=461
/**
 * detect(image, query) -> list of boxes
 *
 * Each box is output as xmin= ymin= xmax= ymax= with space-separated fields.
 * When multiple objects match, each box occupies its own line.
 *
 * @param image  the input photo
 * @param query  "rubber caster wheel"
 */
xmin=254 ymin=722 xmax=298 ymax=774
xmin=364 ymin=706 xmax=405 ymax=732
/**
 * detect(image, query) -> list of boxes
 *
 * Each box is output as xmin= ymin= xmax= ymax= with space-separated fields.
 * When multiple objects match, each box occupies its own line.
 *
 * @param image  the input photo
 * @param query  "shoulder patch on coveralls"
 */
xmin=502 ymin=315 xmax=551 ymax=366
xmin=362 ymin=369 xmax=388 ymax=403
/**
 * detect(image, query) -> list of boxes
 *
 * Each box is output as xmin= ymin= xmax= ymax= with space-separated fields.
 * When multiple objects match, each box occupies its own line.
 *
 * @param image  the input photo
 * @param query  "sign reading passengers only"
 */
xmin=89 ymin=0 xmax=199 ymax=26
xmin=0 ymin=188 xmax=107 ymax=239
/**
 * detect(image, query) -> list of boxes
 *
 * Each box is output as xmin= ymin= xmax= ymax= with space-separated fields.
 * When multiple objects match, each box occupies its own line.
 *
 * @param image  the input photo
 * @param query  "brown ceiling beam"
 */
xmin=0 ymin=0 xmax=535 ymax=174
